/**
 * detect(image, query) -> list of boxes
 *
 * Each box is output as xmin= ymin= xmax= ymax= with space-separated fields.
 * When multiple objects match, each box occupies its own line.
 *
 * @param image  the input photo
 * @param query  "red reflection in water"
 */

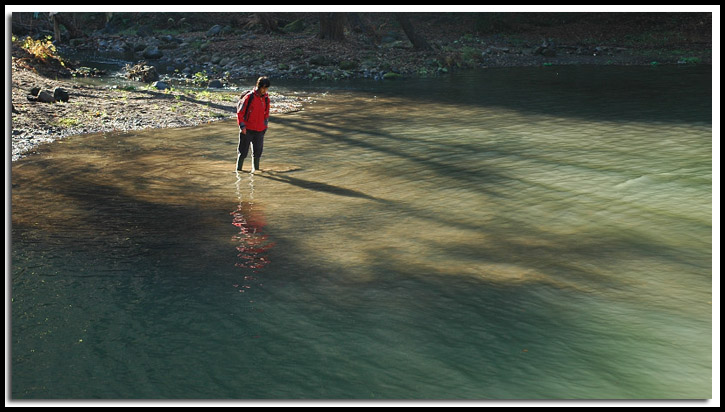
xmin=230 ymin=200 xmax=275 ymax=272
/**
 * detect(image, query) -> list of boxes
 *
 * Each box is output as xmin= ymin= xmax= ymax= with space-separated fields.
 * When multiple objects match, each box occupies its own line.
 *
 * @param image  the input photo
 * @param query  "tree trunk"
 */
xmin=50 ymin=12 xmax=85 ymax=41
xmin=318 ymin=13 xmax=346 ymax=42
xmin=348 ymin=12 xmax=381 ymax=44
xmin=256 ymin=12 xmax=279 ymax=33
xmin=245 ymin=13 xmax=279 ymax=33
xmin=50 ymin=13 xmax=61 ymax=43
xmin=395 ymin=13 xmax=432 ymax=51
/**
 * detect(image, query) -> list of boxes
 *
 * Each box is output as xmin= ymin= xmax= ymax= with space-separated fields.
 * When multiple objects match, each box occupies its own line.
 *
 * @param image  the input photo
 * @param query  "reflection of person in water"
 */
xmin=230 ymin=197 xmax=274 ymax=272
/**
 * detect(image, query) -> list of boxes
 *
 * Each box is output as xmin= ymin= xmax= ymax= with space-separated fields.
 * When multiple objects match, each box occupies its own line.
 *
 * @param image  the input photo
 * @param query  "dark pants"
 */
xmin=238 ymin=129 xmax=266 ymax=160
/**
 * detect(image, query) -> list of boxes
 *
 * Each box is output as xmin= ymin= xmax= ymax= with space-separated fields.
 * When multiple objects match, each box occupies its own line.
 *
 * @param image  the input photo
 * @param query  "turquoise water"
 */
xmin=11 ymin=65 xmax=713 ymax=400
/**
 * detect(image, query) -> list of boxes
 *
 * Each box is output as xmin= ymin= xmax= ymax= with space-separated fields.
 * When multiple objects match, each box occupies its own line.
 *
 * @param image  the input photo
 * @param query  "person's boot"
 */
xmin=252 ymin=157 xmax=261 ymax=173
xmin=236 ymin=154 xmax=244 ymax=171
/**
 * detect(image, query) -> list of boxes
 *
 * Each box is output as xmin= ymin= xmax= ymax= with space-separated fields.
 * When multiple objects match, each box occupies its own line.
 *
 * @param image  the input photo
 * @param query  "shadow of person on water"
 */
xmin=257 ymin=171 xmax=389 ymax=203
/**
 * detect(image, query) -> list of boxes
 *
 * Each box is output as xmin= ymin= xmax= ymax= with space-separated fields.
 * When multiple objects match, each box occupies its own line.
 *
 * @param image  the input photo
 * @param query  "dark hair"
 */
xmin=256 ymin=76 xmax=270 ymax=88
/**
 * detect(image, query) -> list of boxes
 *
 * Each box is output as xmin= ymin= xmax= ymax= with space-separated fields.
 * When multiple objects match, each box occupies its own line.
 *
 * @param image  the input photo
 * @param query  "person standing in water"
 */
xmin=236 ymin=76 xmax=271 ymax=173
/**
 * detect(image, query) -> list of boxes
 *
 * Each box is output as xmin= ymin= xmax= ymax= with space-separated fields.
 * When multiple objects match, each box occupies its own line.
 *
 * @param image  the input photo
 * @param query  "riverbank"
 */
xmin=63 ymin=12 xmax=712 ymax=82
xmin=9 ymin=12 xmax=712 ymax=162
xmin=10 ymin=57 xmax=309 ymax=162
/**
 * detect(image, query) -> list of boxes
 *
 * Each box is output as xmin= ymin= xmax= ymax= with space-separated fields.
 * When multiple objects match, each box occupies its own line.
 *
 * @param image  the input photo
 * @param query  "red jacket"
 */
xmin=237 ymin=89 xmax=270 ymax=132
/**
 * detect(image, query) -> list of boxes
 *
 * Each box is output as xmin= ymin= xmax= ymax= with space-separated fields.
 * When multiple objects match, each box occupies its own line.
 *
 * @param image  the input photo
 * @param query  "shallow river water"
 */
xmin=11 ymin=65 xmax=713 ymax=400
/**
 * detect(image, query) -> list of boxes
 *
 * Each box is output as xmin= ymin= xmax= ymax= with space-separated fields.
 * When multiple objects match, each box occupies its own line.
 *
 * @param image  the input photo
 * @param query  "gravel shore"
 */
xmin=10 ymin=61 xmax=308 ymax=162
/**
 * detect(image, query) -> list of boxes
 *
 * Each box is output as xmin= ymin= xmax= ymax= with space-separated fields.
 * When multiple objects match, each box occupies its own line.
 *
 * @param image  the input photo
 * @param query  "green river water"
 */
xmin=10 ymin=65 xmax=714 ymax=400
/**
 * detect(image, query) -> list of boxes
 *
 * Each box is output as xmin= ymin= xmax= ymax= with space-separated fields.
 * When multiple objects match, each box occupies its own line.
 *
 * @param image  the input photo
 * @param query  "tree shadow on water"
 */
xmin=274 ymin=115 xmax=513 ymax=195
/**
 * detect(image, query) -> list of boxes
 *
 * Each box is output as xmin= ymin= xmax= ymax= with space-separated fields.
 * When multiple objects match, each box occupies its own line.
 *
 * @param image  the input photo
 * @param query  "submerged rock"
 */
xmin=383 ymin=72 xmax=403 ymax=80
